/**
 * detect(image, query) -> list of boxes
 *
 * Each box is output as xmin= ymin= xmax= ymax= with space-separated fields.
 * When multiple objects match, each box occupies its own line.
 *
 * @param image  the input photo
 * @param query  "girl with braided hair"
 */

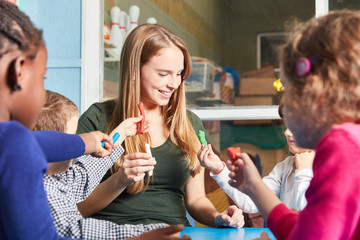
xmin=0 ymin=2 xmax=118 ymax=239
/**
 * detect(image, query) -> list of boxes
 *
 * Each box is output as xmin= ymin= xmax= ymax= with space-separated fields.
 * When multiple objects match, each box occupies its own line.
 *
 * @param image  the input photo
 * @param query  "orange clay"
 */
xmin=226 ymin=147 xmax=241 ymax=161
xmin=138 ymin=101 xmax=145 ymax=133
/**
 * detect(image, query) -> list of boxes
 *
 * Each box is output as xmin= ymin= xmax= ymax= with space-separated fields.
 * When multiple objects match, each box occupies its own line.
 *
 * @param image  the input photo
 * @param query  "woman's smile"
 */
xmin=158 ymin=89 xmax=174 ymax=98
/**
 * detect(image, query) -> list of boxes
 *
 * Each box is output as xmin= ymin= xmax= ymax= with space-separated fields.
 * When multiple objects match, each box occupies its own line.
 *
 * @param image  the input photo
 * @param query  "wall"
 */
xmin=104 ymin=0 xmax=229 ymax=62
xmin=222 ymin=0 xmax=315 ymax=73
xmin=24 ymin=0 xmax=82 ymax=110
xmin=103 ymin=0 xmax=231 ymax=98
xmin=104 ymin=0 xmax=316 ymax=75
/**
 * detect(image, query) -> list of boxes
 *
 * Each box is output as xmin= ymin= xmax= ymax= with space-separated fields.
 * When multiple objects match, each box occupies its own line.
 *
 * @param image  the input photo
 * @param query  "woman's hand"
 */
xmin=197 ymin=144 xmax=225 ymax=175
xmin=214 ymin=205 xmax=244 ymax=228
xmin=128 ymin=224 xmax=191 ymax=240
xmin=253 ymin=231 xmax=271 ymax=240
xmin=227 ymin=153 xmax=263 ymax=195
xmin=117 ymin=152 xmax=156 ymax=186
xmin=79 ymin=131 xmax=116 ymax=157
xmin=115 ymin=116 xmax=150 ymax=137
xmin=294 ymin=150 xmax=315 ymax=170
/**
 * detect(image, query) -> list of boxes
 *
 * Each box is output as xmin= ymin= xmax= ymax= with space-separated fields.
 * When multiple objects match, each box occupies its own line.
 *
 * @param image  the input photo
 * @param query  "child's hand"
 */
xmin=295 ymin=150 xmax=315 ymax=170
xmin=197 ymin=144 xmax=225 ymax=175
xmin=79 ymin=131 xmax=116 ymax=157
xmin=253 ymin=231 xmax=271 ymax=240
xmin=128 ymin=224 xmax=191 ymax=240
xmin=227 ymin=152 xmax=262 ymax=195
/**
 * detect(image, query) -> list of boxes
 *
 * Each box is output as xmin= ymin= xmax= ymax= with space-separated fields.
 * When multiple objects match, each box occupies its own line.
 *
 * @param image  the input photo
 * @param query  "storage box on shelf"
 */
xmin=234 ymin=66 xmax=279 ymax=124
xmin=234 ymin=95 xmax=274 ymax=106
xmin=239 ymin=77 xmax=277 ymax=95
xmin=239 ymin=66 xmax=277 ymax=96
xmin=185 ymin=61 xmax=215 ymax=98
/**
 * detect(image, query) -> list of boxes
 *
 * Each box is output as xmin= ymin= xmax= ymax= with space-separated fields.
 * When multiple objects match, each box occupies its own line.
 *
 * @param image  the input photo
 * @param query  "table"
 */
xmin=180 ymin=227 xmax=276 ymax=240
xmin=190 ymin=106 xmax=280 ymax=121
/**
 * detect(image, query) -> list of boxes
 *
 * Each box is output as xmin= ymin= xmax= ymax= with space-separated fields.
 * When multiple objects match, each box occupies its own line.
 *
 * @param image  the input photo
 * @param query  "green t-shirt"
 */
xmin=77 ymin=100 xmax=209 ymax=225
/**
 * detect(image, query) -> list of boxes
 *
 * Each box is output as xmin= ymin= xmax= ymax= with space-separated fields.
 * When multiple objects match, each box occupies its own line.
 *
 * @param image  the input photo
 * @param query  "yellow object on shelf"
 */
xmin=273 ymin=79 xmax=283 ymax=92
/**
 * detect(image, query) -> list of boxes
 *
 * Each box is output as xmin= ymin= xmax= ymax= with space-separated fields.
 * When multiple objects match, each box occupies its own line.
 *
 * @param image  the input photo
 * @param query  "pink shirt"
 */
xmin=267 ymin=123 xmax=360 ymax=240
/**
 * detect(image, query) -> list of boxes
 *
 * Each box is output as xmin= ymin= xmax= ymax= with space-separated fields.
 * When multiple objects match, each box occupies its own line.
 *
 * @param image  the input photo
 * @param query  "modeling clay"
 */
xmin=226 ymin=147 xmax=241 ymax=161
xmin=198 ymin=130 xmax=207 ymax=146
xmin=138 ymin=101 xmax=145 ymax=133
xmin=102 ymin=132 xmax=120 ymax=148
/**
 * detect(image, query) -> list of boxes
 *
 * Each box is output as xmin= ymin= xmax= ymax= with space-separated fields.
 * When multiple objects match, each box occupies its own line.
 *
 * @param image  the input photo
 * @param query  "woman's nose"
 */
xmin=168 ymin=75 xmax=181 ymax=89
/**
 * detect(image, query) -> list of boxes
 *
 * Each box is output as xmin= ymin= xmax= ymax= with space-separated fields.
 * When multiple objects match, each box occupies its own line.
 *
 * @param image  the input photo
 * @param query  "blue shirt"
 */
xmin=0 ymin=121 xmax=84 ymax=240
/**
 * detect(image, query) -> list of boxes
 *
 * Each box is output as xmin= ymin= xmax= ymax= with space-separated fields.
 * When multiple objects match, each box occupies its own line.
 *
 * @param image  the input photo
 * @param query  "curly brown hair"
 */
xmin=280 ymin=10 xmax=360 ymax=148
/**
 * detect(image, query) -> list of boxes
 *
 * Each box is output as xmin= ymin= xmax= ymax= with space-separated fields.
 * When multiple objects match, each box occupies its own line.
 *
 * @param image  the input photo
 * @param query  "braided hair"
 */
xmin=0 ymin=1 xmax=43 ymax=58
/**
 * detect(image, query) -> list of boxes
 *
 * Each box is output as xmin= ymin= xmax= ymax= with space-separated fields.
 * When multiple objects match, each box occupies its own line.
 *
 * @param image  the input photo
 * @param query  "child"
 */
xmin=0 ymin=2 xmax=117 ymax=239
xmin=228 ymin=10 xmax=360 ymax=239
xmin=35 ymin=90 xmax=189 ymax=240
xmin=197 ymin=105 xmax=315 ymax=214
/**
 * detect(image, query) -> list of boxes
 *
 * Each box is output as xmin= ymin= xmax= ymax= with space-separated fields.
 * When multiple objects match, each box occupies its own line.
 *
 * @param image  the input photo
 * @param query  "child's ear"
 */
xmin=6 ymin=56 xmax=26 ymax=91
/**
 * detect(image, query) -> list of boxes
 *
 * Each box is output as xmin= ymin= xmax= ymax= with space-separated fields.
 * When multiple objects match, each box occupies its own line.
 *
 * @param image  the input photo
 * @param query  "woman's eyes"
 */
xmin=158 ymin=72 xmax=182 ymax=77
xmin=158 ymin=73 xmax=168 ymax=77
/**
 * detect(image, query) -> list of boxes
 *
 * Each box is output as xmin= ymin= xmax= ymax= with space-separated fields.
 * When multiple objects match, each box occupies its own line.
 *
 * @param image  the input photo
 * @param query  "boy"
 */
xmin=34 ymin=90 xmax=188 ymax=240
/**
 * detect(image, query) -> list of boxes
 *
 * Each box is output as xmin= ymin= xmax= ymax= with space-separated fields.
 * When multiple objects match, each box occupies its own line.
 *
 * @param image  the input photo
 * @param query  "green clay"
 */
xmin=198 ymin=130 xmax=207 ymax=146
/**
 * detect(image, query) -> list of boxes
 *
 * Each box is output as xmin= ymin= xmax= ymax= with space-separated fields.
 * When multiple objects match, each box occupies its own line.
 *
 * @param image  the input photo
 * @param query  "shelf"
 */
xmin=104 ymin=48 xmax=120 ymax=62
xmin=104 ymin=39 xmax=120 ymax=62
xmin=104 ymin=39 xmax=117 ymax=48
xmin=189 ymin=105 xmax=280 ymax=121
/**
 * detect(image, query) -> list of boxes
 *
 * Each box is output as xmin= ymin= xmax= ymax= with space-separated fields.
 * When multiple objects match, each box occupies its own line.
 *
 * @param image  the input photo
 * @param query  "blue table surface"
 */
xmin=180 ymin=227 xmax=276 ymax=240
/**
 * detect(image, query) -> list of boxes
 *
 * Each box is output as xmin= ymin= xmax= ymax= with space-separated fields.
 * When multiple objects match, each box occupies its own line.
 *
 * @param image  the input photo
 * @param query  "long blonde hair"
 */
xmin=106 ymin=24 xmax=201 ymax=194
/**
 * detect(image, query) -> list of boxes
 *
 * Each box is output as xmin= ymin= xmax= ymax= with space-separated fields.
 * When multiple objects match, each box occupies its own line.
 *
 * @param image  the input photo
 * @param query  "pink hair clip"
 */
xmin=296 ymin=57 xmax=311 ymax=77
xmin=295 ymin=55 xmax=319 ymax=77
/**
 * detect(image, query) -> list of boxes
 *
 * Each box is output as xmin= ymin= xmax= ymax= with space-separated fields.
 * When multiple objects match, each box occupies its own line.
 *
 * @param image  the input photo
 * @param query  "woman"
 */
xmin=77 ymin=24 xmax=244 ymax=228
